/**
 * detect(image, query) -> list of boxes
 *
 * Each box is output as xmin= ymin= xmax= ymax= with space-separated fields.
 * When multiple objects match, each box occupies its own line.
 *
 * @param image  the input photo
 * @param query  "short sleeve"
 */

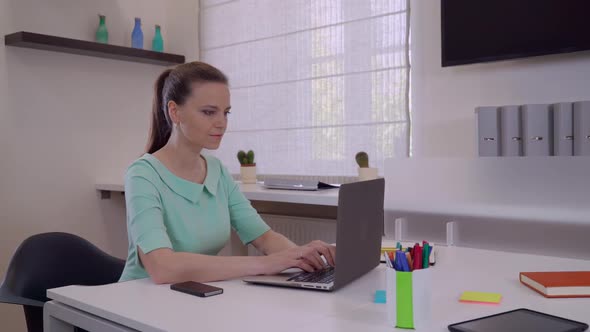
xmin=125 ymin=163 xmax=173 ymax=254
xmin=220 ymin=166 xmax=270 ymax=244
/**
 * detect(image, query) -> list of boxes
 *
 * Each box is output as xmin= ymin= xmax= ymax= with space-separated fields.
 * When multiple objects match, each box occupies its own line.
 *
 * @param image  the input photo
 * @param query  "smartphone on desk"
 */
xmin=170 ymin=281 xmax=223 ymax=298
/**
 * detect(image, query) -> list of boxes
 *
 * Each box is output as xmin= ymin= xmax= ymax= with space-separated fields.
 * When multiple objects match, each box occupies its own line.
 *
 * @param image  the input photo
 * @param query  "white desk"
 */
xmin=45 ymin=246 xmax=590 ymax=332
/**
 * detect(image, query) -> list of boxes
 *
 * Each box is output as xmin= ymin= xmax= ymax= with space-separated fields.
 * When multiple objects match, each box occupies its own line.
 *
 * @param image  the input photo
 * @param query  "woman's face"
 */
xmin=169 ymin=82 xmax=231 ymax=150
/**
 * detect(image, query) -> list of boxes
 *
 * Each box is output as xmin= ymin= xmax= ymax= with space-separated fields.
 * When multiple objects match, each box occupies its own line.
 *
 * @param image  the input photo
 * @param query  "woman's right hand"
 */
xmin=257 ymin=241 xmax=336 ymax=275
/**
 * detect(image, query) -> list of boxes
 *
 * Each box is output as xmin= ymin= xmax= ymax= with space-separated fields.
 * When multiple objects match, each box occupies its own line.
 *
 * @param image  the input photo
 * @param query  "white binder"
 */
xmin=522 ymin=104 xmax=553 ymax=156
xmin=552 ymin=103 xmax=574 ymax=156
xmin=573 ymin=101 xmax=590 ymax=156
xmin=499 ymin=105 xmax=522 ymax=156
xmin=475 ymin=107 xmax=500 ymax=157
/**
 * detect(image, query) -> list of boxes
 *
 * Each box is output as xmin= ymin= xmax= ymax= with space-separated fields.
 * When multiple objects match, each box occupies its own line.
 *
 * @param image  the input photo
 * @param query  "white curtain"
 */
xmin=200 ymin=0 xmax=410 ymax=176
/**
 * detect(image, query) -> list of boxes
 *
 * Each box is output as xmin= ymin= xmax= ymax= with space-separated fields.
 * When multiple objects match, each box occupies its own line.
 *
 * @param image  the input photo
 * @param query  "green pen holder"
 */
xmin=386 ymin=268 xmax=432 ymax=329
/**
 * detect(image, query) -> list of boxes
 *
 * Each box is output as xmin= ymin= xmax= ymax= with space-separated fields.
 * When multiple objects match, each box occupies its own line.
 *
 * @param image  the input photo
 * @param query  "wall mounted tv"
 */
xmin=441 ymin=0 xmax=590 ymax=67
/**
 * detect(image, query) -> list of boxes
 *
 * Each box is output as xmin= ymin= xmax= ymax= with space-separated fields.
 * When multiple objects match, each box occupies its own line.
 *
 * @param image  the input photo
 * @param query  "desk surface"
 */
xmin=96 ymin=181 xmax=339 ymax=206
xmin=47 ymin=245 xmax=590 ymax=332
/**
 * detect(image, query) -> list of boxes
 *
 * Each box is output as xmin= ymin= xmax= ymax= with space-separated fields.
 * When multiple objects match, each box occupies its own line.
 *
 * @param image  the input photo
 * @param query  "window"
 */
xmin=200 ymin=0 xmax=410 ymax=176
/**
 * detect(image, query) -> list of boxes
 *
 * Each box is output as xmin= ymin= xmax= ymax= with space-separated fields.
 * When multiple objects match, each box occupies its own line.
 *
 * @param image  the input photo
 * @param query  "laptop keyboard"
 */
xmin=287 ymin=266 xmax=335 ymax=284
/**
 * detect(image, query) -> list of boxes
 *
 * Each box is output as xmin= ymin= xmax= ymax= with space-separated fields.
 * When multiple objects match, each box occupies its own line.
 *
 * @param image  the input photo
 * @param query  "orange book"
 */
xmin=520 ymin=271 xmax=590 ymax=298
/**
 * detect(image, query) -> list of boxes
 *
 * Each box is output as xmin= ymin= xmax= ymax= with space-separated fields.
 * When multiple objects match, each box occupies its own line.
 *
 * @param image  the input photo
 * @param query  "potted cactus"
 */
xmin=355 ymin=151 xmax=378 ymax=181
xmin=237 ymin=150 xmax=257 ymax=184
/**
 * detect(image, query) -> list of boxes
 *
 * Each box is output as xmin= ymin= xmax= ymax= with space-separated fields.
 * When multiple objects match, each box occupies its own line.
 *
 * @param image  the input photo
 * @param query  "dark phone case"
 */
xmin=448 ymin=308 xmax=589 ymax=332
xmin=170 ymin=281 xmax=223 ymax=297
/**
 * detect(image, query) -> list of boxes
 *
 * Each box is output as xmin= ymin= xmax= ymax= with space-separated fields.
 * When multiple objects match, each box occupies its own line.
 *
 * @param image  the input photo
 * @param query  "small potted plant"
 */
xmin=356 ymin=151 xmax=378 ymax=181
xmin=237 ymin=150 xmax=257 ymax=184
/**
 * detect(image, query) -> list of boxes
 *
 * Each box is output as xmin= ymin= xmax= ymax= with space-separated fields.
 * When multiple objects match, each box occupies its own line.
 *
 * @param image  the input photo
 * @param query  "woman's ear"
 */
xmin=167 ymin=100 xmax=180 ymax=125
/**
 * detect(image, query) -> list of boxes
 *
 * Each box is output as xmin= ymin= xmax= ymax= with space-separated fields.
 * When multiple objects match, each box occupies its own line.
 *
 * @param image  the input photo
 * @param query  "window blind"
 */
xmin=200 ymin=0 xmax=410 ymax=176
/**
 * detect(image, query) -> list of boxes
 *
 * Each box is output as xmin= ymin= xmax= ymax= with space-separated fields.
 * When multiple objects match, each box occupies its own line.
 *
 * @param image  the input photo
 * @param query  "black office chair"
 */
xmin=0 ymin=232 xmax=125 ymax=332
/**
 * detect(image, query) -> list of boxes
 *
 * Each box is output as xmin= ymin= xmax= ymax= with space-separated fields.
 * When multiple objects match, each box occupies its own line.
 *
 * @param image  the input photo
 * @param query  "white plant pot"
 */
xmin=358 ymin=167 xmax=378 ymax=181
xmin=240 ymin=166 xmax=257 ymax=184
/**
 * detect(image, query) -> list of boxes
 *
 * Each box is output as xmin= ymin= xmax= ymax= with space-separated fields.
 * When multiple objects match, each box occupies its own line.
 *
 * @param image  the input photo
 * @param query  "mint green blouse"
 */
xmin=119 ymin=154 xmax=270 ymax=282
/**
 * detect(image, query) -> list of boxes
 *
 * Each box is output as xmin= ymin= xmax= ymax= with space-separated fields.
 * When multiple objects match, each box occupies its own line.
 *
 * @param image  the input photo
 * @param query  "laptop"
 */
xmin=243 ymin=178 xmax=385 ymax=291
xmin=262 ymin=178 xmax=339 ymax=191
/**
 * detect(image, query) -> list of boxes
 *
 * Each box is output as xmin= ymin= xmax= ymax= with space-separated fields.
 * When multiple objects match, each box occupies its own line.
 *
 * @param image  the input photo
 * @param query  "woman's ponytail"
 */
xmin=146 ymin=69 xmax=173 ymax=154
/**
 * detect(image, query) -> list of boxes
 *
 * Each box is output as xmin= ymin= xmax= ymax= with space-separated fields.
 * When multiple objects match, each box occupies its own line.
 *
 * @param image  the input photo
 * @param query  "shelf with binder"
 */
xmin=522 ymin=104 xmax=552 ymax=156
xmin=553 ymin=102 xmax=574 ymax=156
xmin=573 ymin=101 xmax=590 ymax=156
xmin=475 ymin=100 xmax=590 ymax=157
xmin=475 ymin=107 xmax=500 ymax=157
xmin=499 ymin=105 xmax=522 ymax=156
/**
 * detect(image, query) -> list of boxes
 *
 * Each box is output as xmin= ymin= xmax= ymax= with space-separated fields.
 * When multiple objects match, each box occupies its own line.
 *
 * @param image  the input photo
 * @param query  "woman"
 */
xmin=119 ymin=62 xmax=336 ymax=284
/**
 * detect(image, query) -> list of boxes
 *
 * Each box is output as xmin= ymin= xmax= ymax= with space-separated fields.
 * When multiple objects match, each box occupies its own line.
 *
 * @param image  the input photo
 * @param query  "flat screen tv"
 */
xmin=441 ymin=0 xmax=590 ymax=67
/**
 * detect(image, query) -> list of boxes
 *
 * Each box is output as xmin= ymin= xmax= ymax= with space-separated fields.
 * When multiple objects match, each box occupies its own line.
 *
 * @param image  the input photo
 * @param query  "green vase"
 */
xmin=152 ymin=25 xmax=164 ymax=52
xmin=95 ymin=15 xmax=108 ymax=44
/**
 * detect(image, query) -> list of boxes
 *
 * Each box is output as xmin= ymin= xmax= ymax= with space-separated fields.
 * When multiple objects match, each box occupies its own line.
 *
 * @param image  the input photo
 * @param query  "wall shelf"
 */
xmin=4 ymin=31 xmax=185 ymax=66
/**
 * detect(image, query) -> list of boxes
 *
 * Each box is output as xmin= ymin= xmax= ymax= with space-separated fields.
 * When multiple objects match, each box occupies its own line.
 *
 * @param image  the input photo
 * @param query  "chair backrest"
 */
xmin=1 ymin=232 xmax=125 ymax=332
xmin=1 ymin=232 xmax=124 ymax=304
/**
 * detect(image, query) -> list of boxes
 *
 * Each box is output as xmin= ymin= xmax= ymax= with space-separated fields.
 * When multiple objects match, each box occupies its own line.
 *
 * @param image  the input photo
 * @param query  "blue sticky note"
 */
xmin=374 ymin=290 xmax=386 ymax=304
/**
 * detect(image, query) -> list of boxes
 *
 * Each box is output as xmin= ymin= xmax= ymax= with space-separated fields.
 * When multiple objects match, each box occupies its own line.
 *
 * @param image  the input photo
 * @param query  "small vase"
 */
xmin=358 ymin=167 xmax=378 ymax=181
xmin=95 ymin=14 xmax=108 ymax=44
xmin=152 ymin=25 xmax=164 ymax=52
xmin=131 ymin=17 xmax=143 ymax=49
xmin=240 ymin=166 xmax=257 ymax=184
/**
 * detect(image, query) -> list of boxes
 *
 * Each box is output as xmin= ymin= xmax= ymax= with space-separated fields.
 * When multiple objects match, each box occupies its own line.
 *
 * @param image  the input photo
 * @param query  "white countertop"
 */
xmin=385 ymin=200 xmax=590 ymax=225
xmin=96 ymin=179 xmax=590 ymax=225
xmin=96 ymin=181 xmax=339 ymax=206
xmin=383 ymin=157 xmax=590 ymax=226
xmin=47 ymin=245 xmax=590 ymax=332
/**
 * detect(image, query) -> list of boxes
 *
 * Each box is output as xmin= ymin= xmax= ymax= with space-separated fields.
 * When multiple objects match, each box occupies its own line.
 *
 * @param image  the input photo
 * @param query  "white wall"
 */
xmin=410 ymin=0 xmax=590 ymax=157
xmin=405 ymin=1 xmax=590 ymax=259
xmin=0 ymin=1 xmax=198 ymax=330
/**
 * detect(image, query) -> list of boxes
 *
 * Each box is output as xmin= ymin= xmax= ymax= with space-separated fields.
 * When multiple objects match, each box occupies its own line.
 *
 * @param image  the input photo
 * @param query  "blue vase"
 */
xmin=131 ymin=17 xmax=143 ymax=49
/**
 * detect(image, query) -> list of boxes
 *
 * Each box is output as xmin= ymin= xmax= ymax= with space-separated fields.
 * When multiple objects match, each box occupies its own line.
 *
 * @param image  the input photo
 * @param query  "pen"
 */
xmin=393 ymin=250 xmax=403 ymax=271
xmin=388 ymin=251 xmax=395 ymax=269
xmin=422 ymin=243 xmax=430 ymax=269
xmin=394 ymin=251 xmax=402 ymax=271
xmin=397 ymin=251 xmax=410 ymax=272
xmin=413 ymin=245 xmax=422 ymax=270
xmin=384 ymin=251 xmax=393 ymax=268
xmin=429 ymin=246 xmax=436 ymax=266
xmin=405 ymin=252 xmax=413 ymax=271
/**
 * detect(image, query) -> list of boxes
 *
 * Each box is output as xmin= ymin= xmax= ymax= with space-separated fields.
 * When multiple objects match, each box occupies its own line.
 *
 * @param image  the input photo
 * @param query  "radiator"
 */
xmin=247 ymin=214 xmax=337 ymax=256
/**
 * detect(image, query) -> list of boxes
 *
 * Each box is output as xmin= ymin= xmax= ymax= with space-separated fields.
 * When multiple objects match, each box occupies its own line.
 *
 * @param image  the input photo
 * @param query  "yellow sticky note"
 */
xmin=459 ymin=291 xmax=502 ymax=304
xmin=380 ymin=247 xmax=397 ymax=254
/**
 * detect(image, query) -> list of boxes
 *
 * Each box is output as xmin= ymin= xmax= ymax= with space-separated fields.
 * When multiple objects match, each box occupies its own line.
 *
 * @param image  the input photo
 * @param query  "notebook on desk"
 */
xmin=262 ymin=178 xmax=339 ymax=191
xmin=520 ymin=271 xmax=590 ymax=298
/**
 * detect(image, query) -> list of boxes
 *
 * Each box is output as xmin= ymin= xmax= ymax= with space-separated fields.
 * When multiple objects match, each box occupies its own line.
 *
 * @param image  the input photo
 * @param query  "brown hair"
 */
xmin=146 ymin=61 xmax=228 ymax=154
